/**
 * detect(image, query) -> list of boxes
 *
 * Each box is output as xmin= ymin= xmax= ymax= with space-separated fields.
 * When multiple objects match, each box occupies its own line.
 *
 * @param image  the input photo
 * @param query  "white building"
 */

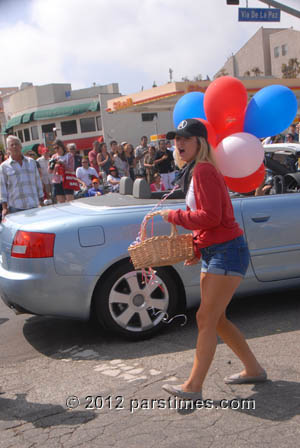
xmin=215 ymin=27 xmax=300 ymax=79
xmin=0 ymin=86 xmax=18 ymax=148
xmin=2 ymin=82 xmax=173 ymax=153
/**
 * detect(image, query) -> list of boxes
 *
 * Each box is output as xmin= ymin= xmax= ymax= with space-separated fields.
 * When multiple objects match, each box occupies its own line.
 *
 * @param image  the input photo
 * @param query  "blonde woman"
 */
xmin=161 ymin=119 xmax=266 ymax=401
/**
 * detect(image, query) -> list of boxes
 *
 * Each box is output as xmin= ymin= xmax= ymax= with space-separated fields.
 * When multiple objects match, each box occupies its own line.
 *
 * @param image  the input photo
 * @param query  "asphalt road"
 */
xmin=0 ymin=290 xmax=300 ymax=448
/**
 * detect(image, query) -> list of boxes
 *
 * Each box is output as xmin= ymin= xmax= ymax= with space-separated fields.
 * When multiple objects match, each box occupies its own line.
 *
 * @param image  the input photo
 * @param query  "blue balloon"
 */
xmin=173 ymin=92 xmax=206 ymax=127
xmin=244 ymin=85 xmax=298 ymax=138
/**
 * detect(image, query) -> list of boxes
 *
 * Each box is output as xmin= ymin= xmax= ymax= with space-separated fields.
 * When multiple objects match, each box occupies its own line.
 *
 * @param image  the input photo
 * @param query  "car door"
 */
xmin=241 ymin=194 xmax=300 ymax=281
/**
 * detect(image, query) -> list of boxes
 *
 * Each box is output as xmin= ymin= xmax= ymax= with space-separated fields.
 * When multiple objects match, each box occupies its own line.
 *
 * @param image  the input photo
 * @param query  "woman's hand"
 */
xmin=160 ymin=209 xmax=172 ymax=222
xmin=184 ymin=256 xmax=199 ymax=266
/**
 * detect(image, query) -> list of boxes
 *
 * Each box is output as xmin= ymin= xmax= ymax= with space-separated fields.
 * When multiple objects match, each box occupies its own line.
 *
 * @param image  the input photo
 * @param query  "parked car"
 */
xmin=1 ymin=148 xmax=300 ymax=340
xmin=262 ymin=142 xmax=300 ymax=194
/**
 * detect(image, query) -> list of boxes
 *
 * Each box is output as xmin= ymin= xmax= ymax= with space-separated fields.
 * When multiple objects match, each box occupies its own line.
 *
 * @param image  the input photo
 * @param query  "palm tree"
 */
xmin=282 ymin=58 xmax=300 ymax=78
xmin=251 ymin=67 xmax=263 ymax=77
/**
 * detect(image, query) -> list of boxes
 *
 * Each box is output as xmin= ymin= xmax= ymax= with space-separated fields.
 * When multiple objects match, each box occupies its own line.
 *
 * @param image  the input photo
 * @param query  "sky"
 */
xmin=0 ymin=0 xmax=299 ymax=96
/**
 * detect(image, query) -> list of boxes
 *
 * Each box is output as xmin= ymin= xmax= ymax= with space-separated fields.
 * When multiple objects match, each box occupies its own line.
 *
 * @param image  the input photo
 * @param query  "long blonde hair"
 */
xmin=194 ymin=137 xmax=217 ymax=168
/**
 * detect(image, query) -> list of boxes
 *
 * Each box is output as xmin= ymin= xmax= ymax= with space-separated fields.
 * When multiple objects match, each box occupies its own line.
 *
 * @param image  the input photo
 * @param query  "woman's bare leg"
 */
xmin=65 ymin=194 xmax=74 ymax=202
xmin=56 ymin=195 xmax=65 ymax=203
xmin=181 ymin=272 xmax=242 ymax=392
xmin=216 ymin=313 xmax=264 ymax=377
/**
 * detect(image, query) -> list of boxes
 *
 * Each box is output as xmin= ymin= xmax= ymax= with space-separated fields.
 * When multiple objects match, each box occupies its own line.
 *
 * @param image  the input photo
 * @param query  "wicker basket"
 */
xmin=128 ymin=211 xmax=194 ymax=269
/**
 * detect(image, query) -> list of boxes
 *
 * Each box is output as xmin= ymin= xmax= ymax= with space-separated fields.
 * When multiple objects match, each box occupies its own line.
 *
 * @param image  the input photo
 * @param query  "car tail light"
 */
xmin=11 ymin=231 xmax=55 ymax=258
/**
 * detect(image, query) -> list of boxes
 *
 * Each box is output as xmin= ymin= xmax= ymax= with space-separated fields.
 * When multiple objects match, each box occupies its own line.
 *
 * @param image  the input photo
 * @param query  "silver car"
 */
xmin=1 ymin=143 xmax=300 ymax=340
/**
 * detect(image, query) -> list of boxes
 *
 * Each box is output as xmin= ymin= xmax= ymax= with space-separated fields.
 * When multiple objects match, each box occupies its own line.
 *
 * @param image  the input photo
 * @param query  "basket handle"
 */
xmin=141 ymin=210 xmax=178 ymax=242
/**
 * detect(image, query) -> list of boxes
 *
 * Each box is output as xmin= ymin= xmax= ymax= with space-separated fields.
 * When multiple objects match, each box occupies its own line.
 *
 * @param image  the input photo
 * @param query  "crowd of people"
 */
xmin=0 ymin=134 xmax=178 ymax=219
xmin=0 ymin=123 xmax=299 ymax=219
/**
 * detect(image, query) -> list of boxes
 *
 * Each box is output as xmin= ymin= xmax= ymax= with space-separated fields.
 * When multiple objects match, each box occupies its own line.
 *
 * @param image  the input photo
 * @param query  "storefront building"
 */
xmin=2 ymin=83 xmax=120 ymax=154
xmin=2 ymin=82 xmax=174 ymax=153
xmin=106 ymin=78 xmax=300 ymax=138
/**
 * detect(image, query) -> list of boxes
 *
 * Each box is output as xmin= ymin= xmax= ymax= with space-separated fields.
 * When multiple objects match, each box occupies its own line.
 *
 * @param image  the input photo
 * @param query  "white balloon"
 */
xmin=214 ymin=132 xmax=264 ymax=178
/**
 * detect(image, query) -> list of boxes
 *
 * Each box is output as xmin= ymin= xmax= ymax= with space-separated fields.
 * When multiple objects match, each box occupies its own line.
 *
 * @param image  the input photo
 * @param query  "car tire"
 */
xmin=93 ymin=261 xmax=179 ymax=340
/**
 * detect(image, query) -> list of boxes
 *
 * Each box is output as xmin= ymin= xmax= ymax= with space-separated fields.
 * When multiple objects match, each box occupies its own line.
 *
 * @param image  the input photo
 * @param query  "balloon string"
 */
xmin=131 ymin=184 xmax=180 ymax=247
xmin=149 ymin=309 xmax=188 ymax=327
xmin=129 ymin=184 xmax=187 ymax=329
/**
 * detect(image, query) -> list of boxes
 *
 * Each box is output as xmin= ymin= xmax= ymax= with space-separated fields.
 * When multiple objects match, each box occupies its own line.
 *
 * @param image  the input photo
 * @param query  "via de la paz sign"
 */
xmin=238 ymin=8 xmax=281 ymax=22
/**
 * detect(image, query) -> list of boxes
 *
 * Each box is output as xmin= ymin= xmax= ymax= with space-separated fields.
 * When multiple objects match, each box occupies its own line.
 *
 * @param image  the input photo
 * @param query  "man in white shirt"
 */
xmin=0 ymin=136 xmax=44 ymax=218
xmin=75 ymin=157 xmax=99 ymax=190
xmin=134 ymin=136 xmax=149 ymax=176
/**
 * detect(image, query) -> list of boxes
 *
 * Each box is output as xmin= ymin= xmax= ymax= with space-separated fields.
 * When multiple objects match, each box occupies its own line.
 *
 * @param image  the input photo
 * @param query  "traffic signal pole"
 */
xmin=258 ymin=0 xmax=300 ymax=19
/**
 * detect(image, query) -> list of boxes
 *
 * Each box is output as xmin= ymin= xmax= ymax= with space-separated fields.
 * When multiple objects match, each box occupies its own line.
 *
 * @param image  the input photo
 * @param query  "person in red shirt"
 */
xmin=150 ymin=173 xmax=166 ymax=192
xmin=161 ymin=119 xmax=266 ymax=401
xmin=88 ymin=140 xmax=101 ymax=173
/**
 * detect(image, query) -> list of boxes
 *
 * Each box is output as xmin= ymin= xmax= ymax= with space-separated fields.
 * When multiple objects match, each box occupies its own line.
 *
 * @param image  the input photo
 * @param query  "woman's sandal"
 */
xmin=224 ymin=369 xmax=267 ymax=384
xmin=162 ymin=384 xmax=203 ymax=401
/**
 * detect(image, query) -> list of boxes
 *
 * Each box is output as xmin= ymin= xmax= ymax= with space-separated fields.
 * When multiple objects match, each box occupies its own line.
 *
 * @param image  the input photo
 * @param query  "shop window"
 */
xmin=274 ymin=46 xmax=280 ymax=58
xmin=31 ymin=126 xmax=39 ymax=140
xmin=17 ymin=130 xmax=24 ymax=142
xmin=41 ymin=123 xmax=56 ymax=134
xmin=80 ymin=117 xmax=96 ymax=133
xmin=96 ymin=115 xmax=102 ymax=131
xmin=61 ymin=119 xmax=78 ymax=136
xmin=24 ymin=128 xmax=30 ymax=142
xmin=141 ymin=113 xmax=158 ymax=122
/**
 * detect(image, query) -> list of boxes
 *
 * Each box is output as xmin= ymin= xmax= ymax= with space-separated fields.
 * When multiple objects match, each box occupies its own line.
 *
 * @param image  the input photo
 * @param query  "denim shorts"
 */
xmin=200 ymin=235 xmax=250 ymax=278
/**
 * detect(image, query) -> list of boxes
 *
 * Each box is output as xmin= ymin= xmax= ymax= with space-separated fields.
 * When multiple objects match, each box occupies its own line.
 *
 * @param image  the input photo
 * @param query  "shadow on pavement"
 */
xmin=22 ymin=289 xmax=300 ymax=361
xmin=0 ymin=393 xmax=96 ymax=428
xmin=175 ymin=379 xmax=300 ymax=420
xmin=217 ymin=380 xmax=300 ymax=421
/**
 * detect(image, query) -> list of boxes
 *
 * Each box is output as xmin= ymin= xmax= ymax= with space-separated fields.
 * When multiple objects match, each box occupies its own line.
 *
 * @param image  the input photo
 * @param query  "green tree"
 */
xmin=282 ymin=58 xmax=300 ymax=78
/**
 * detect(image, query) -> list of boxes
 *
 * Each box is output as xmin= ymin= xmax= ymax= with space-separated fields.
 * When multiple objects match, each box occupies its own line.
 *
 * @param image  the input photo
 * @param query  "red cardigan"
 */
xmin=167 ymin=162 xmax=243 ymax=257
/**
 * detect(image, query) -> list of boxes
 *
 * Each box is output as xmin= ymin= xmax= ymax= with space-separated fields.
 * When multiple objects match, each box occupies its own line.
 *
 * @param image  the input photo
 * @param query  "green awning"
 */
xmin=4 ymin=115 xmax=23 ymax=131
xmin=33 ymin=101 xmax=99 ymax=121
xmin=22 ymin=112 xmax=34 ymax=123
xmin=3 ymin=101 xmax=100 ymax=131
xmin=88 ymin=101 xmax=99 ymax=112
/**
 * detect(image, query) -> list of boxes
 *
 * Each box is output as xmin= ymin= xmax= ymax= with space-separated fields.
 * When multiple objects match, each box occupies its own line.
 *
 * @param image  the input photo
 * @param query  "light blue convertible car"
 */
xmin=1 ymin=143 xmax=300 ymax=339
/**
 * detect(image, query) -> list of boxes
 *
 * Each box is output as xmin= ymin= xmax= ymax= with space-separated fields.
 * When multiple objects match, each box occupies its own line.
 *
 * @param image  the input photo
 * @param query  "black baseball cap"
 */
xmin=166 ymin=118 xmax=207 ymax=140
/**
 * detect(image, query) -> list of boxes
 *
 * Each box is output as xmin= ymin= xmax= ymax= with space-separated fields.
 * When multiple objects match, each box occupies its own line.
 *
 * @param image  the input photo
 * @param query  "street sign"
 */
xmin=238 ymin=7 xmax=281 ymax=22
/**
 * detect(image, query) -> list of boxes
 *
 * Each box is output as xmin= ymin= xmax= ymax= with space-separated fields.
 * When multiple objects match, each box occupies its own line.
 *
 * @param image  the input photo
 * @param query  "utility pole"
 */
xmin=258 ymin=0 xmax=300 ymax=19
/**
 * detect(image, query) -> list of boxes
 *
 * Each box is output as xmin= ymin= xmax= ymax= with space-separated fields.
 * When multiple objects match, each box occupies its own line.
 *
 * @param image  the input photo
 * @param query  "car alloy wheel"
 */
xmin=94 ymin=261 xmax=179 ymax=340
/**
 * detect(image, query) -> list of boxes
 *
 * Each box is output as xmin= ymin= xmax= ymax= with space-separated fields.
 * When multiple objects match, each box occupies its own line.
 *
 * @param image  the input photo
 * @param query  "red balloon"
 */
xmin=224 ymin=163 xmax=265 ymax=193
xmin=204 ymin=76 xmax=248 ymax=141
xmin=195 ymin=118 xmax=217 ymax=148
xmin=215 ymin=121 xmax=244 ymax=145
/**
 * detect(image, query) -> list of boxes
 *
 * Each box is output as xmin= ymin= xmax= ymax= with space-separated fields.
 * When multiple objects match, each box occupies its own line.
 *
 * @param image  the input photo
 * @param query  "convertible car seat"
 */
xmin=284 ymin=172 xmax=300 ymax=193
